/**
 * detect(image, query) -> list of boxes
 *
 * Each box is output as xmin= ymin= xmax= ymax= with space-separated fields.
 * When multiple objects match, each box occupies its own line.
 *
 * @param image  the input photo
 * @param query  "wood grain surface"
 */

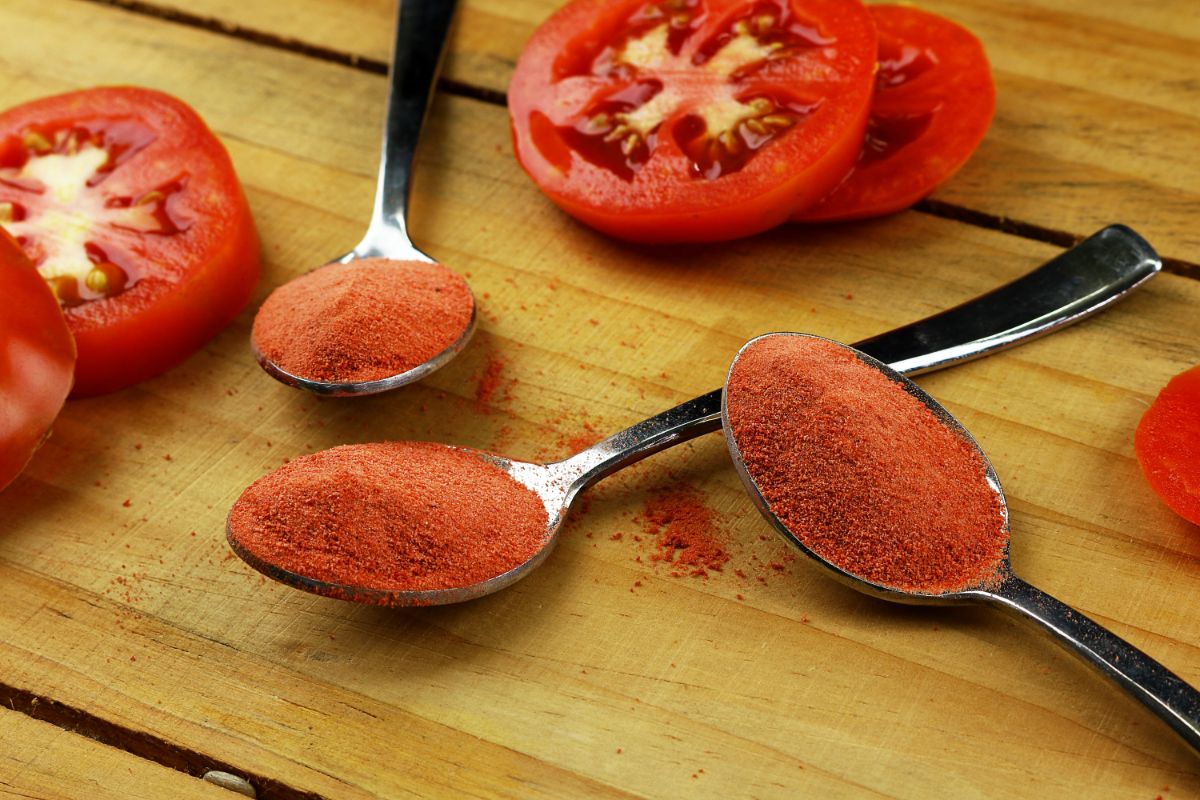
xmin=1 ymin=0 xmax=1198 ymax=797
xmin=0 ymin=708 xmax=232 ymax=800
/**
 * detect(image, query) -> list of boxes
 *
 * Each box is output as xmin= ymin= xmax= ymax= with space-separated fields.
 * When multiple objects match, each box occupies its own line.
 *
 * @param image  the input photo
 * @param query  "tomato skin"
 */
xmin=795 ymin=4 xmax=995 ymax=222
xmin=1135 ymin=365 xmax=1200 ymax=526
xmin=0 ymin=87 xmax=260 ymax=396
xmin=0 ymin=229 xmax=75 ymax=491
xmin=509 ymin=0 xmax=878 ymax=243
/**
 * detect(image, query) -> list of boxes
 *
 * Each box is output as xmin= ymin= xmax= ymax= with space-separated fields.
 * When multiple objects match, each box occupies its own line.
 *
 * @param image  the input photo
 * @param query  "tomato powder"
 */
xmin=252 ymin=258 xmax=472 ymax=384
xmin=726 ymin=336 xmax=1008 ymax=594
xmin=227 ymin=441 xmax=548 ymax=592
xmin=637 ymin=487 xmax=729 ymax=578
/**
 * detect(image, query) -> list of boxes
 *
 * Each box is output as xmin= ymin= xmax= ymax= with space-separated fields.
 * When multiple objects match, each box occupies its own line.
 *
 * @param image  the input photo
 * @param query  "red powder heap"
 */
xmin=227 ymin=442 xmax=548 ymax=592
xmin=637 ymin=487 xmax=729 ymax=578
xmin=252 ymin=258 xmax=473 ymax=384
xmin=725 ymin=335 xmax=1008 ymax=594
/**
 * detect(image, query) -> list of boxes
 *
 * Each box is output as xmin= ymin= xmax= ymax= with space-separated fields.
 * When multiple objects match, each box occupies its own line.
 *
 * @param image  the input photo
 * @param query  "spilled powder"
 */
xmin=475 ymin=355 xmax=507 ymax=409
xmin=635 ymin=486 xmax=729 ymax=578
xmin=252 ymin=258 xmax=473 ymax=384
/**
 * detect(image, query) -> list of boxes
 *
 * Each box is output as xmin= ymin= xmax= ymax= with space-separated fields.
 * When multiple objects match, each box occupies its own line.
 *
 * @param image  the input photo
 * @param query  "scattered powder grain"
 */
xmin=636 ymin=486 xmax=729 ymax=577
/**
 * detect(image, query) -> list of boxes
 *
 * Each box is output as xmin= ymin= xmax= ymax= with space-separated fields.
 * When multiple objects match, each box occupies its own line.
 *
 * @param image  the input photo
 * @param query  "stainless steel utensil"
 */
xmin=722 ymin=330 xmax=1200 ymax=753
xmin=230 ymin=225 xmax=1161 ymax=606
xmin=254 ymin=0 xmax=475 ymax=396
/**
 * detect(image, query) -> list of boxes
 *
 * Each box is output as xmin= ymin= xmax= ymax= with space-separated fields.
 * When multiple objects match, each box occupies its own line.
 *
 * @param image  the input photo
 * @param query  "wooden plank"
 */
xmin=99 ymin=0 xmax=1200 ymax=261
xmin=0 ymin=1 xmax=1197 ymax=798
xmin=0 ymin=708 xmax=231 ymax=800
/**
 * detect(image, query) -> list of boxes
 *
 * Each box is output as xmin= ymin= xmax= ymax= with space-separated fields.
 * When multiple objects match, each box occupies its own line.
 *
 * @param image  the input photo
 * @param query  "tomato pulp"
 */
xmin=0 ymin=229 xmax=75 ymax=491
xmin=509 ymin=0 xmax=877 ymax=243
xmin=0 ymin=87 xmax=260 ymax=396
xmin=1136 ymin=365 xmax=1200 ymax=526
xmin=795 ymin=5 xmax=994 ymax=222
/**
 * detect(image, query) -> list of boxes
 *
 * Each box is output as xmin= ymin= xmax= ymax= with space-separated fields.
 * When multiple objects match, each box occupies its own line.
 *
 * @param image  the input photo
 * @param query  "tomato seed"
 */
xmin=21 ymin=130 xmax=52 ymax=153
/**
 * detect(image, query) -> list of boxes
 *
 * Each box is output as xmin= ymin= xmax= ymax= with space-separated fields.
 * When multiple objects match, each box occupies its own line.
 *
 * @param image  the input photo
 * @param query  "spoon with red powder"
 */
xmin=723 ymin=333 xmax=1200 ymax=752
xmin=251 ymin=0 xmax=476 ymax=396
xmin=227 ymin=227 xmax=1160 ymax=606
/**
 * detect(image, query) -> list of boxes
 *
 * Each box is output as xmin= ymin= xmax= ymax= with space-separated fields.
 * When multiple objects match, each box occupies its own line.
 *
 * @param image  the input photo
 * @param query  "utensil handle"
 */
xmin=855 ymin=224 xmax=1160 ymax=375
xmin=558 ymin=225 xmax=1160 ymax=489
xmin=357 ymin=0 xmax=459 ymax=260
xmin=983 ymin=575 xmax=1200 ymax=752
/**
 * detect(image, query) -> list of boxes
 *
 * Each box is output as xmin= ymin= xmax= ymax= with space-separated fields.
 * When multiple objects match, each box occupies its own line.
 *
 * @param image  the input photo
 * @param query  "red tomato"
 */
xmin=0 ymin=87 xmax=260 ymax=396
xmin=509 ymin=0 xmax=877 ymax=243
xmin=0 ymin=228 xmax=75 ymax=491
xmin=1135 ymin=365 xmax=1200 ymax=526
xmin=795 ymin=4 xmax=994 ymax=222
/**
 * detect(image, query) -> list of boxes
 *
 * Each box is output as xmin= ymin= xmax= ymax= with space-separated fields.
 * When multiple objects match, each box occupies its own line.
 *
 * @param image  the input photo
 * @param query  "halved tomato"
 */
xmin=509 ymin=0 xmax=877 ymax=243
xmin=795 ymin=4 xmax=995 ymax=222
xmin=0 ymin=228 xmax=75 ymax=491
xmin=1136 ymin=365 xmax=1200 ymax=526
xmin=0 ymin=87 xmax=260 ymax=396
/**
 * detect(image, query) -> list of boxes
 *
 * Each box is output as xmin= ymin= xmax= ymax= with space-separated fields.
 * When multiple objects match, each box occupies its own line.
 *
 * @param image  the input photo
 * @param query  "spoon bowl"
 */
xmin=722 ymin=332 xmax=1200 ymax=752
xmin=252 ymin=0 xmax=475 ymax=396
xmin=227 ymin=445 xmax=578 ymax=606
xmin=228 ymin=226 xmax=1161 ymax=604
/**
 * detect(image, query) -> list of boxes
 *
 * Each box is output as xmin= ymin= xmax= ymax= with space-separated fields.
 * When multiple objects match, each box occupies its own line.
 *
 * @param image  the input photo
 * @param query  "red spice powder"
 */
xmin=725 ymin=335 xmax=1007 ymax=594
xmin=227 ymin=442 xmax=548 ymax=592
xmin=252 ymin=258 xmax=473 ymax=384
xmin=636 ymin=486 xmax=729 ymax=577
xmin=475 ymin=355 xmax=506 ymax=408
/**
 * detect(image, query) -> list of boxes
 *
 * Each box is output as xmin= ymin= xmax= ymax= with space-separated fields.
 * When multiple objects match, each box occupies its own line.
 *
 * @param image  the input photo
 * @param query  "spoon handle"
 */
xmin=853 ymin=224 xmax=1160 ymax=375
xmin=982 ymin=574 xmax=1200 ymax=752
xmin=558 ymin=225 xmax=1160 ymax=489
xmin=354 ymin=0 xmax=459 ymax=261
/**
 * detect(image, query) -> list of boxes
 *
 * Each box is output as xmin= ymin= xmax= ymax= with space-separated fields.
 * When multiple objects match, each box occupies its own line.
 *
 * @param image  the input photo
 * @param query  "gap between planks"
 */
xmin=0 ymin=682 xmax=326 ymax=800
xmin=77 ymin=0 xmax=1200 ymax=277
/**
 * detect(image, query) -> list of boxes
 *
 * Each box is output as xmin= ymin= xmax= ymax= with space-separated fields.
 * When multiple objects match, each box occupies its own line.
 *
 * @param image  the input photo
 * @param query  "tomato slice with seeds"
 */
xmin=794 ymin=5 xmax=995 ymax=222
xmin=0 ymin=228 xmax=75 ymax=491
xmin=0 ymin=87 xmax=260 ymax=396
xmin=509 ymin=0 xmax=877 ymax=243
xmin=1136 ymin=365 xmax=1200 ymax=526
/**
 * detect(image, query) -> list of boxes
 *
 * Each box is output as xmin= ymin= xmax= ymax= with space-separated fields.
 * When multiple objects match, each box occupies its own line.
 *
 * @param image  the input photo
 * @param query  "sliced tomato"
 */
xmin=509 ymin=0 xmax=877 ymax=243
xmin=0 ymin=228 xmax=75 ymax=491
xmin=1135 ymin=365 xmax=1200 ymax=526
xmin=795 ymin=4 xmax=994 ymax=222
xmin=0 ymin=87 xmax=260 ymax=396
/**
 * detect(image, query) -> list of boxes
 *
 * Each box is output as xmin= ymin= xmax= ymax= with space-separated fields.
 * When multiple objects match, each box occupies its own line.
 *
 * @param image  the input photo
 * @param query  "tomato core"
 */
xmin=552 ymin=0 xmax=843 ymax=182
xmin=509 ymin=0 xmax=878 ymax=242
xmin=0 ymin=123 xmax=189 ymax=308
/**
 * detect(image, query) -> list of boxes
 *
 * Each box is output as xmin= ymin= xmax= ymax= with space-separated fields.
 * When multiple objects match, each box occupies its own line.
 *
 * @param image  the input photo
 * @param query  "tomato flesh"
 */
xmin=0 ymin=228 xmax=75 ymax=491
xmin=510 ymin=0 xmax=877 ymax=242
xmin=1135 ymin=365 xmax=1200 ymax=526
xmin=795 ymin=4 xmax=995 ymax=222
xmin=0 ymin=87 xmax=260 ymax=396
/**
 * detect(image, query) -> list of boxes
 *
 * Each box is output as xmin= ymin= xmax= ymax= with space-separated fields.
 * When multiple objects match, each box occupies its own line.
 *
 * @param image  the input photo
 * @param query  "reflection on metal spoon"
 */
xmin=228 ymin=226 xmax=1160 ymax=605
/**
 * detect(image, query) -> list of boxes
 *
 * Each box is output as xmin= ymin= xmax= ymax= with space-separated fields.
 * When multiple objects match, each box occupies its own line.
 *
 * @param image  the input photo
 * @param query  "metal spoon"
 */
xmin=229 ymin=225 xmax=1160 ymax=605
xmin=252 ymin=0 xmax=476 ymax=396
xmin=721 ymin=332 xmax=1200 ymax=753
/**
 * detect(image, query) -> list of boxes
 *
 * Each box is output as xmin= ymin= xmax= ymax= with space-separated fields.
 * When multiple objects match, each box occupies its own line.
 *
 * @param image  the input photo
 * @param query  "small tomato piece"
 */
xmin=1135 ymin=365 xmax=1200 ymax=525
xmin=0 ymin=228 xmax=75 ymax=491
xmin=795 ymin=4 xmax=995 ymax=222
xmin=509 ymin=0 xmax=878 ymax=243
xmin=0 ymin=87 xmax=260 ymax=396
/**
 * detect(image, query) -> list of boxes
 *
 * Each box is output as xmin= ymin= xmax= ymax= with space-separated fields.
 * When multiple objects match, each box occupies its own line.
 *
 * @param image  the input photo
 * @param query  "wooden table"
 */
xmin=2 ymin=0 xmax=1198 ymax=797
